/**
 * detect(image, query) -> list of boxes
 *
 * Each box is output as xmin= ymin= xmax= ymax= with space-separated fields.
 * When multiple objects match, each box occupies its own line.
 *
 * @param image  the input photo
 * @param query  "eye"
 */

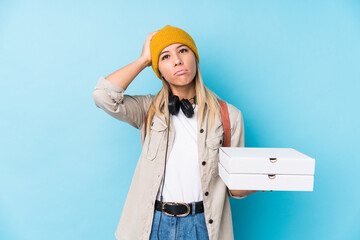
xmin=161 ymin=48 xmax=188 ymax=61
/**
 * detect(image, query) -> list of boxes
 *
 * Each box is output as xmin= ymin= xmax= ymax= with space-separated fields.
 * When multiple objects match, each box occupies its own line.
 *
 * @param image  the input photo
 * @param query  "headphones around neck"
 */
xmin=168 ymin=95 xmax=196 ymax=118
xmin=162 ymin=75 xmax=196 ymax=118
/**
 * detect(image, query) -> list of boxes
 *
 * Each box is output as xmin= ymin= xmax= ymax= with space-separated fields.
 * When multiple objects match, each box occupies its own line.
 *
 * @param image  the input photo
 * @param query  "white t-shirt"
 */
xmin=156 ymin=104 xmax=203 ymax=203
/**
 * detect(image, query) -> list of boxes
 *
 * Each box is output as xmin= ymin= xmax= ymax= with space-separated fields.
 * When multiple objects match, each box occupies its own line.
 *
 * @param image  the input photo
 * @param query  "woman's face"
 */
xmin=158 ymin=43 xmax=197 ymax=89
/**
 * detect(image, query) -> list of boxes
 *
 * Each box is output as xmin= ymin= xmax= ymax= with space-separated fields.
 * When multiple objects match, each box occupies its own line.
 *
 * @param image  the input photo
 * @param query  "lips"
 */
xmin=174 ymin=69 xmax=187 ymax=75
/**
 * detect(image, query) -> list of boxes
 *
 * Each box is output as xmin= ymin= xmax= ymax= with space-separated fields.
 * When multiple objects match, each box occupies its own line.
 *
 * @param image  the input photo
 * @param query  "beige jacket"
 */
xmin=91 ymin=76 xmax=246 ymax=240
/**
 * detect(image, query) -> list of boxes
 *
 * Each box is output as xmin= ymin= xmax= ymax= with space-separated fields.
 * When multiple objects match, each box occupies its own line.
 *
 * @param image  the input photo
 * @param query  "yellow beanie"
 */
xmin=150 ymin=25 xmax=200 ymax=80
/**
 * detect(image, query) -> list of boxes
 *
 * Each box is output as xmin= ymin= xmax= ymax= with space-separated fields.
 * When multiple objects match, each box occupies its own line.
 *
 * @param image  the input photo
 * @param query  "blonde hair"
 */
xmin=145 ymin=59 xmax=222 ymax=136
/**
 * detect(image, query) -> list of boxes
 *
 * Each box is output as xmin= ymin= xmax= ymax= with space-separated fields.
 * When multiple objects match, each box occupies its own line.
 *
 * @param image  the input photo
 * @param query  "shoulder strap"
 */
xmin=144 ymin=99 xmax=231 ymax=147
xmin=217 ymin=99 xmax=231 ymax=147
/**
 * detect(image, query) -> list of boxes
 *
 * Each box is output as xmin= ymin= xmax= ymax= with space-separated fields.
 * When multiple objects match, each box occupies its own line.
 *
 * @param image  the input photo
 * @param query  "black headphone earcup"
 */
xmin=168 ymin=95 xmax=180 ymax=115
xmin=180 ymin=99 xmax=194 ymax=118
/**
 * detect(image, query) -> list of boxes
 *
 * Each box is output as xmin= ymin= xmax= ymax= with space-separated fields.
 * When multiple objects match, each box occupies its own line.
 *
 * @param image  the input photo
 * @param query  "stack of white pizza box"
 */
xmin=218 ymin=147 xmax=315 ymax=191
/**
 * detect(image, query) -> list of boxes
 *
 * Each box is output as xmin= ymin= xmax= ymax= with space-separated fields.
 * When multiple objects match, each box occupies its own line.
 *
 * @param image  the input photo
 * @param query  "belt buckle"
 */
xmin=161 ymin=201 xmax=191 ymax=217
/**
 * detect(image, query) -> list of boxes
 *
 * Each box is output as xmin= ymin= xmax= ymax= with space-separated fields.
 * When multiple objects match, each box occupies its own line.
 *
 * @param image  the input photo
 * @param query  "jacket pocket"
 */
xmin=146 ymin=120 xmax=168 ymax=161
xmin=205 ymin=134 xmax=223 ymax=176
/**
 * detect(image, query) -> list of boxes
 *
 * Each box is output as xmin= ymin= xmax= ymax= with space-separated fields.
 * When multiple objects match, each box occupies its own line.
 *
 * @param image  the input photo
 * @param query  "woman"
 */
xmin=92 ymin=25 xmax=259 ymax=240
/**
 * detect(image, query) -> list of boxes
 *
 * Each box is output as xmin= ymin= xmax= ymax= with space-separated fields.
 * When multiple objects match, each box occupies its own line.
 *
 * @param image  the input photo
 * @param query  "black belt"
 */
xmin=155 ymin=200 xmax=204 ymax=217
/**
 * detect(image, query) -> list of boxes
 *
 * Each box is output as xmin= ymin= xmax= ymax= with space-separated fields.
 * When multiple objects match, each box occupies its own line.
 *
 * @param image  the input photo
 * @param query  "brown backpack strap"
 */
xmin=217 ymin=99 xmax=231 ymax=147
xmin=145 ymin=99 xmax=231 ymax=147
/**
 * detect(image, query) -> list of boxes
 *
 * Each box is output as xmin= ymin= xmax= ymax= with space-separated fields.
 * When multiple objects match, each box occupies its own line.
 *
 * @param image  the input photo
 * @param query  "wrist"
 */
xmin=138 ymin=56 xmax=150 ymax=68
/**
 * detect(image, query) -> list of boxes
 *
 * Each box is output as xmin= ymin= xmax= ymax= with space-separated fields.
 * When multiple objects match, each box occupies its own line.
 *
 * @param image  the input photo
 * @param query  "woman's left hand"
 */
xmin=230 ymin=189 xmax=259 ymax=197
xmin=230 ymin=189 xmax=273 ymax=197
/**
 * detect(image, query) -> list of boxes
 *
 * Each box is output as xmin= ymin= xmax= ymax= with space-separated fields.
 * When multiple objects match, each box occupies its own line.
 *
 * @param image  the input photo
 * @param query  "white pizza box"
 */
xmin=219 ymin=147 xmax=315 ymax=174
xmin=218 ymin=147 xmax=315 ymax=191
xmin=218 ymin=162 xmax=314 ymax=191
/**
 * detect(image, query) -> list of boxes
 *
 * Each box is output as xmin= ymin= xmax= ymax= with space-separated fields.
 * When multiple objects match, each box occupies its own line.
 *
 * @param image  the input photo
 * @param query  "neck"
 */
xmin=170 ymin=82 xmax=196 ymax=104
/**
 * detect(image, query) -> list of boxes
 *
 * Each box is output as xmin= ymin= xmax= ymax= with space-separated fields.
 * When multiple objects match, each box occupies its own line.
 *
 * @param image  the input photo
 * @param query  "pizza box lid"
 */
xmin=219 ymin=147 xmax=315 ymax=175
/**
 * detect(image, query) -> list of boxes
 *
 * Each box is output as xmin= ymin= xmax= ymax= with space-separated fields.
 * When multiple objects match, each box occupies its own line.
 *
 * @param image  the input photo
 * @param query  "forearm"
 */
xmin=105 ymin=57 xmax=148 ymax=91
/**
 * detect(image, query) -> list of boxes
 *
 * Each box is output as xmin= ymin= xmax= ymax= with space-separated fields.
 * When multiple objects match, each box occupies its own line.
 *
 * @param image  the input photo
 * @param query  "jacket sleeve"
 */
xmin=227 ymin=108 xmax=247 ymax=199
xmin=91 ymin=76 xmax=154 ymax=129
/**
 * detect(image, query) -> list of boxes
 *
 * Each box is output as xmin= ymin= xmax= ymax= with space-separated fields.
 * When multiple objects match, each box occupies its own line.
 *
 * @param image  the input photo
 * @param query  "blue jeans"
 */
xmin=149 ymin=206 xmax=209 ymax=240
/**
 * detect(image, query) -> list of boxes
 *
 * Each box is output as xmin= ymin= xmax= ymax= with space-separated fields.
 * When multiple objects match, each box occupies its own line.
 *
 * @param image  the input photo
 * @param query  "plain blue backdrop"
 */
xmin=1 ymin=0 xmax=359 ymax=239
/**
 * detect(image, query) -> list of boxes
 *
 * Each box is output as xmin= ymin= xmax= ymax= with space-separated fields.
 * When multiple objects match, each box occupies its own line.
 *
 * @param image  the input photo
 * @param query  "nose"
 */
xmin=174 ymin=54 xmax=182 ymax=66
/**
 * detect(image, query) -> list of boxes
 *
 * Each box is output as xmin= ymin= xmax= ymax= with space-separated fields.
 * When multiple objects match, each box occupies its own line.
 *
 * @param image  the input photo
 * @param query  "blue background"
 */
xmin=1 ymin=0 xmax=359 ymax=239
